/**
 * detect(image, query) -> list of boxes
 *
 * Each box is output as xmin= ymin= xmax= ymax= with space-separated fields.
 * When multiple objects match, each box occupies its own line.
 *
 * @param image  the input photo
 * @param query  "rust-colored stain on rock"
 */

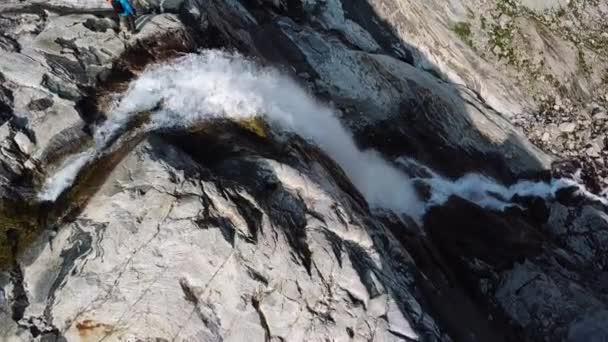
xmin=76 ymin=319 xmax=114 ymax=340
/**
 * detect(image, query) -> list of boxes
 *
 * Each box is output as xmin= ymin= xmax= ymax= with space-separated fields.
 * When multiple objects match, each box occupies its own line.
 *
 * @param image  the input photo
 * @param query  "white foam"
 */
xmin=39 ymin=50 xmax=607 ymax=220
xmin=397 ymin=157 xmax=608 ymax=212
xmin=38 ymin=150 xmax=94 ymax=202
xmin=96 ymin=50 xmax=425 ymax=219
xmin=425 ymin=174 xmax=563 ymax=210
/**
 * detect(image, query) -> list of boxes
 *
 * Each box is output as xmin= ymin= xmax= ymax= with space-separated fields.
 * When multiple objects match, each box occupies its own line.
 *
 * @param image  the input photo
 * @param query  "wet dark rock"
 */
xmin=27 ymin=98 xmax=54 ymax=112
xmin=425 ymin=196 xmax=544 ymax=268
xmin=510 ymin=195 xmax=550 ymax=225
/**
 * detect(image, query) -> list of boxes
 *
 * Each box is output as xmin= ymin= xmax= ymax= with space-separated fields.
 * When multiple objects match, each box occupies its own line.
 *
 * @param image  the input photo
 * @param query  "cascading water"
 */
xmin=38 ymin=50 xmax=607 ymax=222
xmin=39 ymin=151 xmax=95 ymax=202
xmin=398 ymin=157 xmax=608 ymax=212
xmin=96 ymin=50 xmax=424 ymax=219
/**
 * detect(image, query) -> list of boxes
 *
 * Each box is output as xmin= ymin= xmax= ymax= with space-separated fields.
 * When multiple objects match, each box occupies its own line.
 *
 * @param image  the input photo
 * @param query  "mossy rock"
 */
xmin=452 ymin=21 xmax=473 ymax=47
xmin=237 ymin=116 xmax=269 ymax=139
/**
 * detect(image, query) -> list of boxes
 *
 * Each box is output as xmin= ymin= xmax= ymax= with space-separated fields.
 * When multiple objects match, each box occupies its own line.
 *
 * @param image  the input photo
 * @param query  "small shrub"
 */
xmin=453 ymin=22 xmax=473 ymax=47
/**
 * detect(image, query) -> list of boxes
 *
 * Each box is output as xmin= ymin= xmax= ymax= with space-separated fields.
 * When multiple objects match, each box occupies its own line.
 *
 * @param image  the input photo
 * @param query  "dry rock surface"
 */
xmin=0 ymin=0 xmax=607 ymax=342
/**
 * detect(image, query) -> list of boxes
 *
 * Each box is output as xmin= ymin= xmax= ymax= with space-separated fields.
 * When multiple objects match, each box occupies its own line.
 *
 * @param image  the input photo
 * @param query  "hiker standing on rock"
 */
xmin=106 ymin=0 xmax=137 ymax=33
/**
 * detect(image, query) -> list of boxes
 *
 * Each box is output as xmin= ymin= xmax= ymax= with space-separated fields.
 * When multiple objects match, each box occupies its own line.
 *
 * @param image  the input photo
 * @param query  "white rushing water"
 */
xmin=39 ymin=150 xmax=95 ymax=202
xmin=93 ymin=50 xmax=425 ymax=219
xmin=398 ymin=158 xmax=608 ymax=213
xmin=39 ymin=50 xmax=607 ymax=221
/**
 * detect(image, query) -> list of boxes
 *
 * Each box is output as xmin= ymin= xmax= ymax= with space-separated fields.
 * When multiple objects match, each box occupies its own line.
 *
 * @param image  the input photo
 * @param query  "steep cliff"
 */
xmin=0 ymin=0 xmax=607 ymax=341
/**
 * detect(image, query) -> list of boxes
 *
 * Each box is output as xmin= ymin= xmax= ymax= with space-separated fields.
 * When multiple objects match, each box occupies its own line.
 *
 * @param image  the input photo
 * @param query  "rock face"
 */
xmin=2 ymin=134 xmax=446 ymax=341
xmin=0 ymin=0 xmax=607 ymax=341
xmin=354 ymin=0 xmax=608 ymax=191
xmin=0 ymin=0 xmax=195 ymax=265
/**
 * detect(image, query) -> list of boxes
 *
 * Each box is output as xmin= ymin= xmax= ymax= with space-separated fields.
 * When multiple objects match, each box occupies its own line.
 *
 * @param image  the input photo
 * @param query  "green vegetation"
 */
xmin=480 ymin=0 xmax=607 ymax=109
xmin=489 ymin=23 xmax=517 ymax=64
xmin=577 ymin=49 xmax=591 ymax=74
xmin=496 ymin=0 xmax=519 ymax=16
xmin=238 ymin=117 xmax=268 ymax=138
xmin=452 ymin=21 xmax=473 ymax=47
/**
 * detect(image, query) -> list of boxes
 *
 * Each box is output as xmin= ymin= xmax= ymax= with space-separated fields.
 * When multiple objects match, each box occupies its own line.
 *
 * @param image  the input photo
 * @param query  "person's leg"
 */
xmin=111 ymin=14 xmax=120 ymax=32
xmin=128 ymin=15 xmax=137 ymax=33
xmin=119 ymin=16 xmax=127 ymax=32
xmin=117 ymin=16 xmax=132 ymax=38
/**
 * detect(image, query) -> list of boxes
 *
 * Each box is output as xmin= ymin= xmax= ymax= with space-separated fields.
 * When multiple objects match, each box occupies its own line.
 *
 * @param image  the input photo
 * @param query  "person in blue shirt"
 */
xmin=106 ymin=0 xmax=137 ymax=33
